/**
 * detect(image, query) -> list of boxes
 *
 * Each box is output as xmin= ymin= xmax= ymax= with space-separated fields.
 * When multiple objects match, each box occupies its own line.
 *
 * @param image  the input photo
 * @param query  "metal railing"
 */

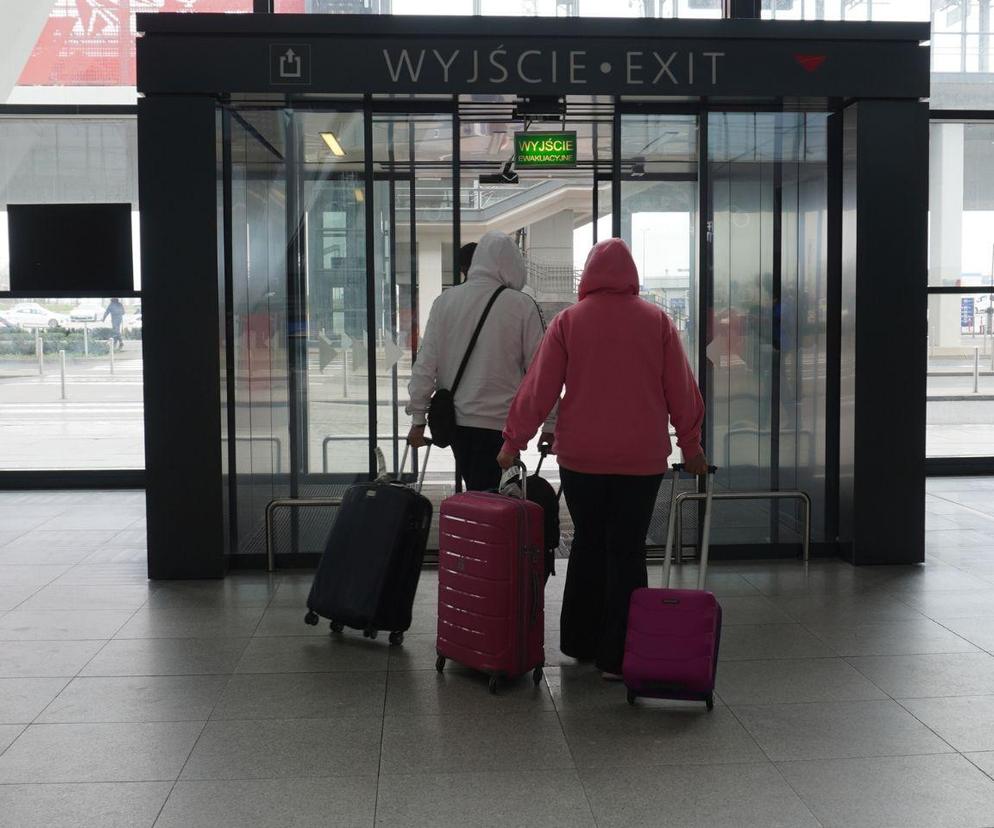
xmin=265 ymin=497 xmax=343 ymax=572
xmin=672 ymin=489 xmax=813 ymax=563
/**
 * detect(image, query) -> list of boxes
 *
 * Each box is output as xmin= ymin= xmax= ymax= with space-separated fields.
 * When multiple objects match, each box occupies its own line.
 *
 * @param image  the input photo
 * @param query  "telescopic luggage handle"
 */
xmin=397 ymin=439 xmax=432 ymax=494
xmin=662 ymin=462 xmax=718 ymax=591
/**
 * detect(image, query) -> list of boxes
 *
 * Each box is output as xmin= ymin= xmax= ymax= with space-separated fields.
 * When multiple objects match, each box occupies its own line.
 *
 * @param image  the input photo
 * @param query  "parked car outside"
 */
xmin=1 ymin=303 xmax=69 ymax=330
xmin=70 ymin=302 xmax=104 ymax=324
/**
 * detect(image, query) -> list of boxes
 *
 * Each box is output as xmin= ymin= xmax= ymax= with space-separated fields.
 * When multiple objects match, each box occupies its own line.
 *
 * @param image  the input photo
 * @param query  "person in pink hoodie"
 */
xmin=498 ymin=238 xmax=708 ymax=679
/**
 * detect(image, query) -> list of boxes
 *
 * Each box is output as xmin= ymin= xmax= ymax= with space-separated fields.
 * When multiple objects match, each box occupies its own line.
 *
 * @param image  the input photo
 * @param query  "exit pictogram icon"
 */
xmin=794 ymin=54 xmax=827 ymax=73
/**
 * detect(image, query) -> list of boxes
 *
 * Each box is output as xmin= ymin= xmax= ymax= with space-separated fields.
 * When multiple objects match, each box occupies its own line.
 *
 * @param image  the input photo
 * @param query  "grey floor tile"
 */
xmin=0 ymin=724 xmax=24 ymax=754
xmin=38 ymin=675 xmax=228 ymax=723
xmin=0 ymin=640 xmax=105 ymax=678
xmin=806 ymin=618 xmax=979 ymax=657
xmin=385 ymin=666 xmax=554 ymax=717
xmin=0 ymin=585 xmax=42 ymax=612
xmin=156 ymin=777 xmax=377 ymax=828
xmin=660 ymin=568 xmax=761 ymax=597
xmin=81 ymin=546 xmax=149 ymax=565
xmin=53 ymin=562 xmax=149 ymax=586
xmin=559 ymin=706 xmax=766 ymax=768
xmin=380 ymin=711 xmax=572 ymax=774
xmin=386 ymin=633 xmax=442 ymax=671
xmin=779 ymin=753 xmax=994 ymax=828
xmin=0 ymin=781 xmax=172 ymax=828
xmin=0 ymin=677 xmax=70 ymax=723
xmin=375 ymin=770 xmax=595 ymax=827
xmin=0 ymin=546 xmax=97 ymax=566
xmin=716 ymin=658 xmax=886 ymax=705
xmin=720 ymin=624 xmax=837 ymax=661
xmin=940 ymin=617 xmax=994 ymax=653
xmin=147 ymin=579 xmax=277 ymax=609
xmin=966 ymin=751 xmax=994 ymax=779
xmin=0 ymin=721 xmax=204 ymax=782
xmin=547 ymin=664 xmax=716 ymax=713
xmin=579 ymin=762 xmax=819 ymax=828
xmin=0 ymin=609 xmax=135 ymax=641
xmin=17 ymin=584 xmax=151 ymax=612
xmin=0 ymin=564 xmax=71 ymax=586
xmin=901 ymin=696 xmax=994 ymax=752
xmin=235 ymin=634 xmax=389 ymax=674
xmin=848 ymin=652 xmax=994 ymax=698
xmin=253 ymin=607 xmax=340 ymax=637
xmin=713 ymin=596 xmax=793 ymax=625
xmin=180 ymin=717 xmax=382 ymax=780
xmin=81 ymin=637 xmax=250 ymax=677
xmin=210 ymin=671 xmax=386 ymax=720
xmin=877 ymin=566 xmax=994 ymax=595
xmin=902 ymin=589 xmax=994 ymax=620
xmin=114 ymin=607 xmax=265 ymax=639
xmin=742 ymin=564 xmax=894 ymax=596
xmin=769 ymin=593 xmax=925 ymax=626
xmin=732 ymin=699 xmax=954 ymax=761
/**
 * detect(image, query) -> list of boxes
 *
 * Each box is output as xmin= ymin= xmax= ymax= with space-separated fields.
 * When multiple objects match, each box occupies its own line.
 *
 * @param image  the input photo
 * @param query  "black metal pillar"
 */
xmin=139 ymin=96 xmax=226 ymax=579
xmin=838 ymin=100 xmax=928 ymax=565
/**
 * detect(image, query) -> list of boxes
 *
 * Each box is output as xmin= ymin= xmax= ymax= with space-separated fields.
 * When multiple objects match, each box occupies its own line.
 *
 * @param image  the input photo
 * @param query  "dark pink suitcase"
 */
xmin=435 ymin=464 xmax=545 ymax=694
xmin=623 ymin=464 xmax=721 ymax=709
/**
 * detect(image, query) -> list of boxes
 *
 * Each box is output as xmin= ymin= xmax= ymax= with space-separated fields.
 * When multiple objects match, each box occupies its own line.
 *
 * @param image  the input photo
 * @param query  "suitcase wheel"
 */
xmin=389 ymin=631 xmax=404 ymax=647
xmin=488 ymin=675 xmax=499 ymax=695
xmin=363 ymin=628 xmax=378 ymax=640
xmin=706 ymin=694 xmax=715 ymax=712
xmin=435 ymin=655 xmax=446 ymax=673
xmin=304 ymin=611 xmax=319 ymax=627
xmin=329 ymin=621 xmax=344 ymax=634
xmin=532 ymin=666 xmax=544 ymax=686
xmin=627 ymin=689 xmax=637 ymax=706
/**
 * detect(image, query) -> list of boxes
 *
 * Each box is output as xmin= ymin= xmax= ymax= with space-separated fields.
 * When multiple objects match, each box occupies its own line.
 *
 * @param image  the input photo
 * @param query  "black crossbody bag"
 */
xmin=427 ymin=285 xmax=507 ymax=449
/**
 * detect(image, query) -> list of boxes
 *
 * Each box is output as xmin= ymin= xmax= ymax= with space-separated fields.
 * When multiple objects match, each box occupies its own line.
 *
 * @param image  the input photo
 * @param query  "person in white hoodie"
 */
xmin=407 ymin=231 xmax=554 ymax=491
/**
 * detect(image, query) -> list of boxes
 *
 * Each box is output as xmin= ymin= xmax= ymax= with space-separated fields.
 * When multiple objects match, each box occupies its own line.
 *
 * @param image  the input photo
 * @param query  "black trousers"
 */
xmin=451 ymin=426 xmax=504 ymax=492
xmin=559 ymin=467 xmax=664 ymax=675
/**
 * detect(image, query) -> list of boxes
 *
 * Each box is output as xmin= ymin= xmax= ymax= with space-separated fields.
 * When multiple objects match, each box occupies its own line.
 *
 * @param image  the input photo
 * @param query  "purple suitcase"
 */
xmin=623 ymin=464 xmax=721 ymax=709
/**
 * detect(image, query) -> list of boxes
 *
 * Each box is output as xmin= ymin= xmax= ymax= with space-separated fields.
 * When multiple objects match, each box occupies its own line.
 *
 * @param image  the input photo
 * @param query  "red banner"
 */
xmin=19 ymin=1 xmax=253 ymax=87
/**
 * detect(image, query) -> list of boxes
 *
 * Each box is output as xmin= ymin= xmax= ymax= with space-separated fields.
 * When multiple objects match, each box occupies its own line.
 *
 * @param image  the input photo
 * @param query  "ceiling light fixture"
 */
xmin=321 ymin=132 xmax=346 ymax=157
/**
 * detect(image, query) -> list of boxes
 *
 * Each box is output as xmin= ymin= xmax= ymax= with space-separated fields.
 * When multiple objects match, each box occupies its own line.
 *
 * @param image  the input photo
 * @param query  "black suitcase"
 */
xmin=304 ymin=443 xmax=432 ymax=646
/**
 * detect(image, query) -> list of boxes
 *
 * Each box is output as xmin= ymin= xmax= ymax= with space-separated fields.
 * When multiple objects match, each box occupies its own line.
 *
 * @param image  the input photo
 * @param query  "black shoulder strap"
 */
xmin=451 ymin=286 xmax=507 ymax=395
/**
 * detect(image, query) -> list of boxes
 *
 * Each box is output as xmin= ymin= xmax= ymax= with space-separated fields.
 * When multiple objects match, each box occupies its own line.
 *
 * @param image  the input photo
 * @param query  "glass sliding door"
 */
xmin=707 ymin=111 xmax=829 ymax=546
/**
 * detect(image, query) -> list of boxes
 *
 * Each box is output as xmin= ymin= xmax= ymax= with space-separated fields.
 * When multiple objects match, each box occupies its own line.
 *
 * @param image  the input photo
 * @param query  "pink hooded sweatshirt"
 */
xmin=502 ymin=239 xmax=704 ymax=476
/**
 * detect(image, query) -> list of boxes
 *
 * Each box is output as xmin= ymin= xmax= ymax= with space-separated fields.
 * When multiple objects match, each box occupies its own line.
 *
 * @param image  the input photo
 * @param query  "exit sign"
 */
xmin=515 ymin=132 xmax=577 ymax=168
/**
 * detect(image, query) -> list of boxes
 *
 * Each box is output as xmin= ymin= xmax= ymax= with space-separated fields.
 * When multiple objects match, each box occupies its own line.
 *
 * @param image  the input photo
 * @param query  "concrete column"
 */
xmin=928 ymin=122 xmax=966 ymax=350
xmin=0 ymin=1 xmax=53 ymax=103
xmin=527 ymin=210 xmax=575 ymax=266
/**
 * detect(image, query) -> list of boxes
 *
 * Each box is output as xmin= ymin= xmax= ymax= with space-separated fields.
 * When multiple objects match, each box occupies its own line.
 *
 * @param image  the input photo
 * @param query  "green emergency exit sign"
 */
xmin=514 ymin=132 xmax=577 ymax=168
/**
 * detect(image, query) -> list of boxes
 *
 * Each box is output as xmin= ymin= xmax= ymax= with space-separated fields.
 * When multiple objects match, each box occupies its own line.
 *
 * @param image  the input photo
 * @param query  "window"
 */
xmin=928 ymin=120 xmax=994 ymax=459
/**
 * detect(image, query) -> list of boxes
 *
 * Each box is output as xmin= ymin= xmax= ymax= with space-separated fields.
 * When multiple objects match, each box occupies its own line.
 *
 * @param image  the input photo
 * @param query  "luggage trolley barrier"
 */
xmin=266 ymin=441 xmax=431 ymax=572
xmin=669 ymin=486 xmax=812 ymax=572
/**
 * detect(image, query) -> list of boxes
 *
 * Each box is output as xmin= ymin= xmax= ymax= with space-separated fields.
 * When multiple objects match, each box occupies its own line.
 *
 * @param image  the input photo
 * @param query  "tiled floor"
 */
xmin=2 ymin=481 xmax=994 ymax=826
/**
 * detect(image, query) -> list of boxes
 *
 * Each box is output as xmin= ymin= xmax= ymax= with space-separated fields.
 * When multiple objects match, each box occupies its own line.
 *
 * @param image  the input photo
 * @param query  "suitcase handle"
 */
xmin=662 ymin=463 xmax=718 ymax=591
xmin=499 ymin=460 xmax=528 ymax=501
xmin=398 ymin=440 xmax=432 ymax=494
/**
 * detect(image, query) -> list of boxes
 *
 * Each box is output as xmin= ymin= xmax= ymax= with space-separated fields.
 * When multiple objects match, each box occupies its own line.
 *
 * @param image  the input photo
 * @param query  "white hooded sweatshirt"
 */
xmin=407 ymin=232 xmax=554 ymax=433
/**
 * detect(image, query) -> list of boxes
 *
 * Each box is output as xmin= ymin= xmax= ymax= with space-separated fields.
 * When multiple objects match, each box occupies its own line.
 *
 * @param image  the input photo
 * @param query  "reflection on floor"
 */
xmin=1 ymin=480 xmax=994 ymax=826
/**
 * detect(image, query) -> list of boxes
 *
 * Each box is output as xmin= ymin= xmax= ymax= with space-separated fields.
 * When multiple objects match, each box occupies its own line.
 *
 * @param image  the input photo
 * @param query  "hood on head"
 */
xmin=466 ymin=231 xmax=527 ymax=290
xmin=578 ymin=238 xmax=640 ymax=300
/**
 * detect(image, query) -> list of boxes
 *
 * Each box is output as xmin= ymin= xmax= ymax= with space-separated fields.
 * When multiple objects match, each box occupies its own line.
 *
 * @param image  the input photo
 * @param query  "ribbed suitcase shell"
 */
xmin=437 ymin=492 xmax=545 ymax=681
xmin=306 ymin=481 xmax=431 ymax=635
xmin=623 ymin=587 xmax=722 ymax=702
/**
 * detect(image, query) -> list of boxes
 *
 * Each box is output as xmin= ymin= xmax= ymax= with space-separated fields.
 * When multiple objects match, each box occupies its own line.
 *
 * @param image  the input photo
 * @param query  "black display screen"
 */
xmin=8 ymin=203 xmax=134 ymax=293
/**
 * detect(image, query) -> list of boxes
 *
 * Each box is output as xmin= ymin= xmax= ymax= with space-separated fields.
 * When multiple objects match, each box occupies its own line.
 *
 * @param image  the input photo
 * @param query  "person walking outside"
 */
xmin=498 ymin=238 xmax=707 ymax=680
xmin=408 ymin=231 xmax=553 ymax=492
xmin=103 ymin=297 xmax=126 ymax=351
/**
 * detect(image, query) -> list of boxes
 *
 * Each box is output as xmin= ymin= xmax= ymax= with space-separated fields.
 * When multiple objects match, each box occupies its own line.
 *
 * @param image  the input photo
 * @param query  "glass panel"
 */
xmin=0 ymin=116 xmax=140 ymax=292
xmin=0 ymin=297 xmax=143 ymax=470
xmin=225 ymin=108 xmax=291 ymax=556
xmin=14 ymin=1 xmax=252 ymax=104
xmin=763 ymin=0 xmax=929 ymax=21
xmin=929 ymin=123 xmax=994 ymax=288
xmin=928 ymin=290 xmax=994 ymax=457
xmin=707 ymin=111 xmax=829 ymax=545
